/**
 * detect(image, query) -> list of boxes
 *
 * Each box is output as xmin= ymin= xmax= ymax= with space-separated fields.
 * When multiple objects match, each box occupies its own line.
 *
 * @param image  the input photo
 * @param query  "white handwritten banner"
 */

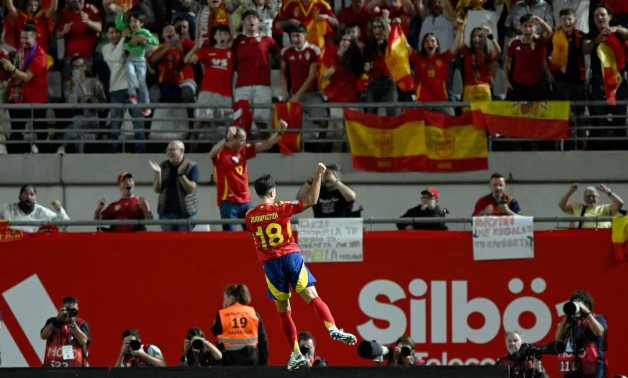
xmin=472 ymin=216 xmax=534 ymax=260
xmin=298 ymin=218 xmax=363 ymax=262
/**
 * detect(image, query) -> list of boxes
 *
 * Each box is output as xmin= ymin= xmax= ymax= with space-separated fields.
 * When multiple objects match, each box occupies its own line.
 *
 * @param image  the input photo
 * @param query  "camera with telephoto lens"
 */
xmin=357 ymin=340 xmax=391 ymax=361
xmin=512 ymin=341 xmax=566 ymax=362
xmin=129 ymin=340 xmax=142 ymax=351
xmin=300 ymin=345 xmax=312 ymax=356
xmin=400 ymin=346 xmax=412 ymax=357
xmin=563 ymin=301 xmax=585 ymax=318
xmin=66 ymin=308 xmax=78 ymax=318
xmin=192 ymin=339 xmax=205 ymax=351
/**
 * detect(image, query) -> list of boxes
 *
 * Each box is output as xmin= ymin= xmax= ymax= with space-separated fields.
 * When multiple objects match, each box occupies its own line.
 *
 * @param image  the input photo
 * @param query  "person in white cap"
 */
xmin=558 ymin=183 xmax=624 ymax=228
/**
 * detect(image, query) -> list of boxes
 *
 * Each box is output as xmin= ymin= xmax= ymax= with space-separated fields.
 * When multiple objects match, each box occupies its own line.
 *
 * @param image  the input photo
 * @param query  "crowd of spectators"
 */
xmin=0 ymin=0 xmax=627 ymax=153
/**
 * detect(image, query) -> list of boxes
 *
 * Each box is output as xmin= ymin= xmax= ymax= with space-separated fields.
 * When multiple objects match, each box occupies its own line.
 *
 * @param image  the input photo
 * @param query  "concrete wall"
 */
xmin=1 ymin=152 xmax=627 ymax=231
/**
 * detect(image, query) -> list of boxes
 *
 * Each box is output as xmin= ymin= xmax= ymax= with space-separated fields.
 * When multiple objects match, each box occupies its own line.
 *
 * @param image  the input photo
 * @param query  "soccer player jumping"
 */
xmin=246 ymin=163 xmax=357 ymax=371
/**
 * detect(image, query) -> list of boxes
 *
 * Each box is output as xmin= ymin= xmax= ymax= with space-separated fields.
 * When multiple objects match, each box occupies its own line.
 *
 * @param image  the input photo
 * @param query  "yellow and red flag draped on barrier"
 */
xmin=597 ymin=40 xmax=623 ymax=105
xmin=344 ymin=108 xmax=488 ymax=172
xmin=471 ymin=101 xmax=570 ymax=140
xmin=611 ymin=215 xmax=628 ymax=262
xmin=385 ymin=23 xmax=414 ymax=92
xmin=273 ymin=102 xmax=302 ymax=155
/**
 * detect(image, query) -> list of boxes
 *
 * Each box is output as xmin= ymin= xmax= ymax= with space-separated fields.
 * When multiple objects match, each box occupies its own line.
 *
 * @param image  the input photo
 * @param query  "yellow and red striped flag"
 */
xmin=344 ymin=109 xmax=487 ymax=172
xmin=385 ymin=23 xmax=414 ymax=92
xmin=273 ymin=102 xmax=302 ymax=155
xmin=471 ymin=101 xmax=570 ymax=140
xmin=423 ymin=111 xmax=489 ymax=172
xmin=598 ymin=41 xmax=623 ymax=105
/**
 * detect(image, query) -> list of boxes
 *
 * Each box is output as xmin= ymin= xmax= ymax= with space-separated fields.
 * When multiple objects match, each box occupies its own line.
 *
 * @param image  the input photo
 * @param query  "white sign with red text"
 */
xmin=472 ymin=216 xmax=534 ymax=260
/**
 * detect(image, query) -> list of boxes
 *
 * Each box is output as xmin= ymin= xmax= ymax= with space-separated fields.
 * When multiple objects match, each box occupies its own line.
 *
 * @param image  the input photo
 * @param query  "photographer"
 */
xmin=397 ymin=187 xmax=448 ymax=230
xmin=211 ymin=284 xmax=269 ymax=365
xmin=387 ymin=336 xmax=424 ymax=366
xmin=555 ymin=290 xmax=607 ymax=378
xmin=115 ymin=328 xmax=166 ymax=367
xmin=296 ymin=163 xmax=359 ymax=218
xmin=40 ymin=296 xmax=90 ymax=367
xmin=298 ymin=332 xmax=327 ymax=367
xmin=473 ymin=173 xmax=522 ymax=216
xmin=496 ymin=330 xmax=548 ymax=378
xmin=180 ymin=327 xmax=222 ymax=367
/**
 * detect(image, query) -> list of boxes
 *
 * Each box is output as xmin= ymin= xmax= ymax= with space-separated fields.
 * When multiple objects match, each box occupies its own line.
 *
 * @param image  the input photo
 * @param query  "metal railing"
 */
xmin=0 ymin=100 xmax=626 ymax=152
xmin=5 ymin=216 xmax=615 ymax=232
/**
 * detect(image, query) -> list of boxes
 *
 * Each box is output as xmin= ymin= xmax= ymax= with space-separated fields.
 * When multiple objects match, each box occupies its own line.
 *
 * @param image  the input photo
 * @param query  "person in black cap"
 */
xmin=94 ymin=171 xmax=153 ymax=232
xmin=296 ymin=163 xmax=359 ymax=218
xmin=397 ymin=187 xmax=448 ymax=230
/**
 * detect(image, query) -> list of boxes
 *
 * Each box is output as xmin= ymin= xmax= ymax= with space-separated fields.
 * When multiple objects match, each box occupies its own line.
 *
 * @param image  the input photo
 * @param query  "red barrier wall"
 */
xmin=0 ymin=230 xmax=625 ymax=376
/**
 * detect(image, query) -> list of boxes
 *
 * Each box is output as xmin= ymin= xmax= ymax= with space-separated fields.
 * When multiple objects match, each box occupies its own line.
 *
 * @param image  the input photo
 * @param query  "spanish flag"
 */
xmin=306 ymin=17 xmax=332 ymax=51
xmin=423 ymin=111 xmax=489 ymax=172
xmin=471 ymin=101 xmax=570 ymax=140
xmin=597 ymin=35 xmax=624 ymax=105
xmin=611 ymin=215 xmax=628 ymax=261
xmin=385 ymin=23 xmax=414 ymax=92
xmin=273 ymin=102 xmax=302 ymax=155
xmin=344 ymin=109 xmax=488 ymax=172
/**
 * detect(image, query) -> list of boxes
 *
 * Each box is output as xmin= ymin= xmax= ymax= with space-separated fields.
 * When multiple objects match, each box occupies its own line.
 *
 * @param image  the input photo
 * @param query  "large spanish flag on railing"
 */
xmin=385 ymin=23 xmax=414 ymax=92
xmin=471 ymin=101 xmax=570 ymax=140
xmin=611 ymin=215 xmax=628 ymax=262
xmin=344 ymin=109 xmax=488 ymax=172
xmin=423 ymin=111 xmax=489 ymax=172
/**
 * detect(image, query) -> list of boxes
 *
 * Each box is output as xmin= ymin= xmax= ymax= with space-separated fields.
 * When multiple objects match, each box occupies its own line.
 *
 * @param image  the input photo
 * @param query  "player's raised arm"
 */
xmin=302 ymin=163 xmax=326 ymax=209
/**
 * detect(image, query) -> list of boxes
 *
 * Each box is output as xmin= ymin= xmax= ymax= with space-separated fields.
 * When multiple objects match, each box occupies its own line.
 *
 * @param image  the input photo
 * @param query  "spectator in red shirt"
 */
xmin=150 ymin=24 xmax=186 ymax=102
xmin=94 ymin=172 xmax=153 ymax=232
xmin=185 ymin=25 xmax=234 ymax=145
xmin=55 ymin=0 xmax=102 ymax=79
xmin=3 ymin=0 xmax=58 ymax=53
xmin=275 ymin=0 xmax=339 ymax=48
xmin=459 ymin=25 xmax=501 ymax=102
xmin=1 ymin=23 xmax=48 ymax=153
xmin=410 ymin=18 xmax=463 ymax=113
xmin=504 ymin=13 xmax=553 ymax=101
xmin=320 ymin=30 xmax=364 ymax=103
xmin=209 ymin=122 xmax=287 ymax=231
xmin=472 ymin=172 xmax=522 ymax=216
xmin=233 ymin=10 xmax=280 ymax=137
xmin=368 ymin=0 xmax=416 ymax=36
xmin=363 ymin=15 xmax=398 ymax=115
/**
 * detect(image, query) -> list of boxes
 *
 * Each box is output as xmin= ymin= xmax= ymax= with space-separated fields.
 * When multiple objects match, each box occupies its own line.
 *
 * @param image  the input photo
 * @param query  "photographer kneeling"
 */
xmin=496 ymin=330 xmax=549 ymax=378
xmin=180 ymin=327 xmax=222 ymax=367
xmin=115 ymin=328 xmax=166 ymax=367
xmin=357 ymin=336 xmax=425 ymax=366
xmin=298 ymin=332 xmax=327 ymax=367
xmin=555 ymin=290 xmax=607 ymax=378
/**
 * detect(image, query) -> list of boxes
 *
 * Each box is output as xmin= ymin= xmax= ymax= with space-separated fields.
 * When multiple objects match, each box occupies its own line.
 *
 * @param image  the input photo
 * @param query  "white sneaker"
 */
xmin=0 ymin=144 xmax=7 ymax=154
xmin=56 ymin=146 xmax=65 ymax=155
xmin=30 ymin=144 xmax=39 ymax=154
xmin=330 ymin=328 xmax=357 ymax=345
xmin=286 ymin=352 xmax=306 ymax=371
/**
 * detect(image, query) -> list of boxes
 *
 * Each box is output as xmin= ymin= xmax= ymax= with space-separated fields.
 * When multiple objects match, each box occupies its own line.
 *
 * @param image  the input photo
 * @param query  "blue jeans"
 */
xmin=219 ymin=201 xmax=252 ymax=231
xmin=126 ymin=56 xmax=149 ymax=105
xmin=107 ymin=89 xmax=146 ymax=153
xmin=160 ymin=213 xmax=195 ymax=231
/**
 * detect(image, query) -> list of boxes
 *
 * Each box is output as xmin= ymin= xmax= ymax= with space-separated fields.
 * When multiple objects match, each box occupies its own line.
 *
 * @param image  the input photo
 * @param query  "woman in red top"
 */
xmin=363 ymin=16 xmax=398 ymax=115
xmin=410 ymin=19 xmax=463 ymax=113
xmin=320 ymin=30 xmax=363 ymax=103
xmin=459 ymin=25 xmax=500 ymax=102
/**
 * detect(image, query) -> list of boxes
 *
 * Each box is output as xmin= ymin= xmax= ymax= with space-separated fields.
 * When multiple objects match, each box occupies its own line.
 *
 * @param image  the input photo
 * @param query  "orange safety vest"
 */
xmin=217 ymin=304 xmax=259 ymax=351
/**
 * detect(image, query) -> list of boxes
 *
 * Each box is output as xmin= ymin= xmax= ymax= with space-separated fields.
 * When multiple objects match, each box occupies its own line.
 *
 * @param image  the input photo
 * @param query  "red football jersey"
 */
xmin=151 ymin=45 xmax=184 ymax=85
xmin=233 ymin=34 xmax=279 ymax=87
xmin=56 ymin=4 xmax=101 ymax=58
xmin=212 ymin=144 xmax=256 ymax=205
xmin=281 ymin=43 xmax=320 ymax=94
xmin=100 ymin=197 xmax=147 ymax=232
xmin=246 ymin=200 xmax=305 ymax=261
xmin=197 ymin=46 xmax=234 ymax=96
